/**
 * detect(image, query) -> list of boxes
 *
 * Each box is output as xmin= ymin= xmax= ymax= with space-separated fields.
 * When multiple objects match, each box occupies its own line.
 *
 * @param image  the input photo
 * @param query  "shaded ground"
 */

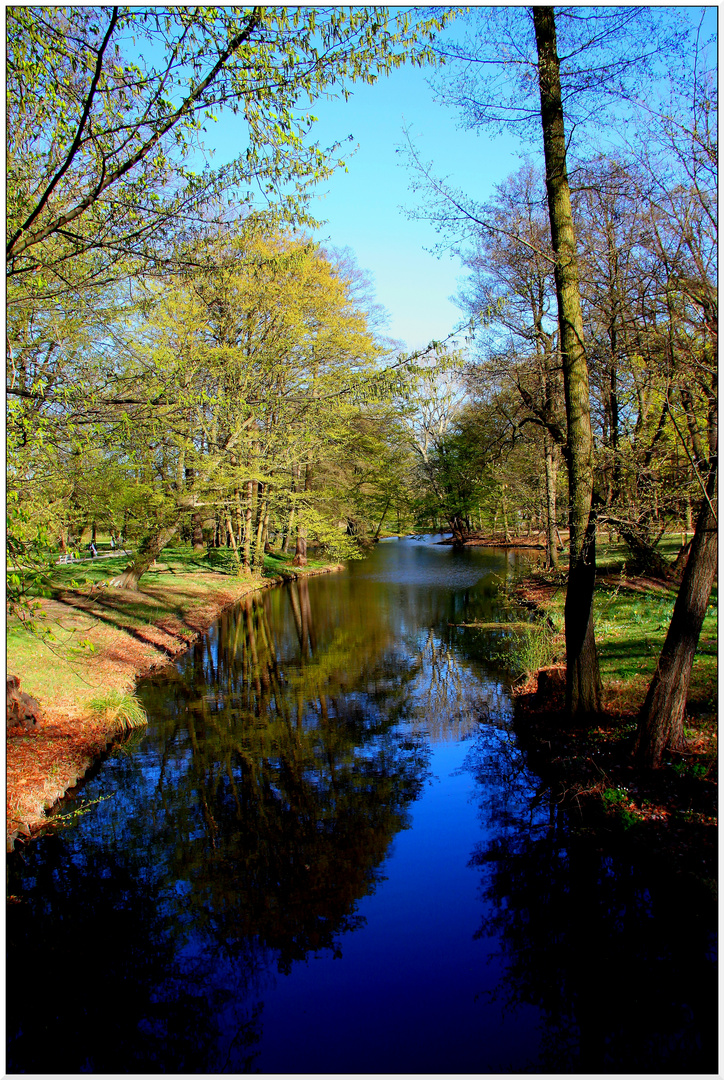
xmin=437 ymin=531 xmax=558 ymax=549
xmin=508 ymin=569 xmax=717 ymax=897
xmin=7 ymin=562 xmax=343 ymax=851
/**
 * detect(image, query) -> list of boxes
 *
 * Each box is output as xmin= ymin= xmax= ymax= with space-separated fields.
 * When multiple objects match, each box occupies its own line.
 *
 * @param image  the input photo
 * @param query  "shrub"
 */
xmin=203 ymin=547 xmax=243 ymax=574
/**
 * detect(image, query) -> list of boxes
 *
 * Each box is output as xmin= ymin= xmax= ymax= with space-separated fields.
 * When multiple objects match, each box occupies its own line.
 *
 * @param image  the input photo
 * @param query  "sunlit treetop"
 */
xmin=7 ymin=5 xmax=451 ymax=299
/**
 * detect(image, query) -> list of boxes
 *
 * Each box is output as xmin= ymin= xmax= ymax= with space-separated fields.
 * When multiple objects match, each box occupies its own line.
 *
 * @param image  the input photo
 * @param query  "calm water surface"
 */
xmin=7 ymin=538 xmax=716 ymax=1073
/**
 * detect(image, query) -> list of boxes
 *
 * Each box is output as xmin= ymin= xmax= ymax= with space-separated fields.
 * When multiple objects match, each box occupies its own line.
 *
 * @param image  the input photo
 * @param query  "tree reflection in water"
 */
xmin=15 ymin=542 xmax=711 ymax=1075
xmin=462 ymin=728 xmax=718 ymax=1073
xmin=7 ymin=583 xmax=434 ymax=1073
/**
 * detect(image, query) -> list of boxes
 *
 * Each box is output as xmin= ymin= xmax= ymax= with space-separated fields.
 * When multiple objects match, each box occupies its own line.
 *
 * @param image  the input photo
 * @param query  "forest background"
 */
xmin=6 ymin=6 xmax=717 ymax=769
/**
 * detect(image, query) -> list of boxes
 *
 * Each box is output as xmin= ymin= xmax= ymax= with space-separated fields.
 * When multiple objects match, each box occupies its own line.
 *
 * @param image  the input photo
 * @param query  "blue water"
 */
xmin=6 ymin=537 xmax=717 ymax=1073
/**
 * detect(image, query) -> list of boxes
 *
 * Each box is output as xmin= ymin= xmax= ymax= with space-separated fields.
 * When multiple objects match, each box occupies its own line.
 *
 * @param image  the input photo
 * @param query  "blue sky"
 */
xmin=201 ymin=14 xmax=524 ymax=354
xmin=199 ymin=5 xmax=714 ymax=356
xmin=303 ymin=61 xmax=523 ymax=352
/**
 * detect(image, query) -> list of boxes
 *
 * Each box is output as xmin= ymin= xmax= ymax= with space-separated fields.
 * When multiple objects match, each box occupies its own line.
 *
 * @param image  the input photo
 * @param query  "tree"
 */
xmin=105 ymin=227 xmax=391 ymax=587
xmin=532 ymin=6 xmax=600 ymax=714
xmin=402 ymin=368 xmax=475 ymax=540
xmin=7 ymin=7 xmax=448 ymax=300
xmin=454 ymin=165 xmax=564 ymax=567
xmin=635 ymin=458 xmax=716 ymax=767
xmin=406 ymin=6 xmax=696 ymax=716
xmin=630 ymin=25 xmax=717 ymax=765
xmin=6 ymin=5 xmax=450 ymax=607
xmin=564 ymin=134 xmax=714 ymax=574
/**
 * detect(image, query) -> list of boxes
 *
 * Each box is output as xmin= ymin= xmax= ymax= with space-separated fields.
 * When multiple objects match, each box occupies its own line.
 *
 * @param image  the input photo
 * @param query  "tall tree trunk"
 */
xmin=200 ymin=508 xmax=214 ymax=548
xmin=374 ymin=495 xmax=392 ymax=541
xmin=227 ymin=452 xmax=243 ymax=547
xmin=544 ymin=435 xmax=559 ymax=569
xmin=292 ymin=528 xmax=308 ymax=567
xmin=292 ymin=462 xmax=312 ymax=567
xmin=282 ymin=463 xmax=300 ymax=554
xmin=534 ymin=5 xmax=600 ymax=715
xmin=234 ymin=487 xmax=243 ymax=546
xmin=225 ymin=511 xmax=242 ymax=571
xmin=191 ymin=512 xmax=204 ymax=551
xmin=635 ymin=459 xmax=717 ymax=767
xmin=502 ymin=492 xmax=511 ymax=543
xmin=109 ymin=523 xmax=179 ymax=590
xmin=243 ymin=478 xmax=253 ymax=572
xmin=254 ymin=496 xmax=268 ymax=567
xmin=449 ymin=514 xmax=466 ymax=548
xmin=685 ymin=488 xmax=693 ymax=538
xmin=281 ymin=507 xmax=294 ymax=555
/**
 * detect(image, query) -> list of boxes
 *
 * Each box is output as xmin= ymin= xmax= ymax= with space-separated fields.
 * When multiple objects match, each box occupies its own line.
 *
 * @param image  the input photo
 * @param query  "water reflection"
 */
xmin=10 ymin=542 xmax=519 ymax=1074
xmin=7 ymin=539 xmax=713 ymax=1073
xmin=462 ymin=729 xmax=718 ymax=1073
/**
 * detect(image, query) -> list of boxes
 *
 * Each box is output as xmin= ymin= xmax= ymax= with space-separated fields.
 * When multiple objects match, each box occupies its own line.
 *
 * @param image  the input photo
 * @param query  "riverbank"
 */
xmin=506 ymin=562 xmax=717 ymax=897
xmin=7 ymin=551 xmax=344 ymax=850
xmin=436 ymin=529 xmax=568 ymax=549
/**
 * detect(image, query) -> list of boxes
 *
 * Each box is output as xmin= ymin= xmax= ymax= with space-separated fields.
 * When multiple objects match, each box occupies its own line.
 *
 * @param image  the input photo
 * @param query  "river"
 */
xmin=6 ymin=536 xmax=717 ymax=1073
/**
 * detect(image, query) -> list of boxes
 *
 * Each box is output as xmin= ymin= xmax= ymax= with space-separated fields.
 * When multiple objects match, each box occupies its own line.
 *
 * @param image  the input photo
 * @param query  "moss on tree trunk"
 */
xmin=635 ymin=462 xmax=717 ymax=767
xmin=534 ymin=5 xmax=601 ymax=716
xmin=109 ymin=524 xmax=179 ymax=590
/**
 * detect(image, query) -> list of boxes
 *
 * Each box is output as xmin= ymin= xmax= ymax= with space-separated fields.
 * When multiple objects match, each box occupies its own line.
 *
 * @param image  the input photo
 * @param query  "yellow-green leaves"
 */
xmin=8 ymin=6 xmax=449 ymax=304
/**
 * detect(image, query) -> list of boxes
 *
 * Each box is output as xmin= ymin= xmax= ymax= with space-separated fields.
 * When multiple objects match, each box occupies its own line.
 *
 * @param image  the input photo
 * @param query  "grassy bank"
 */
xmin=6 ymin=545 xmax=344 ymax=850
xmin=502 ymin=538 xmax=717 ymax=896
xmin=504 ymin=538 xmax=717 ymax=715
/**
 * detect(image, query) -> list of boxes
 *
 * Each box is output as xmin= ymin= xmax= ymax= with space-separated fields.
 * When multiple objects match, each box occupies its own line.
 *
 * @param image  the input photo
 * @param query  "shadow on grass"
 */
xmin=51 ymin=592 xmax=192 ymax=658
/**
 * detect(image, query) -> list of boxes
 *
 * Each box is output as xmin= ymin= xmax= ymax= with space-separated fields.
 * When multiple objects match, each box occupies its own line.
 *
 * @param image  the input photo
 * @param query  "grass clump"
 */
xmin=87 ymin=688 xmax=148 ymax=731
xmin=508 ymin=623 xmax=562 ymax=681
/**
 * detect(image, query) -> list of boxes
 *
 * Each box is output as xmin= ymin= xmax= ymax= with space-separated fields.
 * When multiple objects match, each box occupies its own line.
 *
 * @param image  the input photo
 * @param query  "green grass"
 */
xmin=9 ymin=544 xmax=240 ymax=596
xmin=6 ymin=545 xmax=267 ymax=705
xmin=591 ymin=540 xmax=632 ymax=574
xmin=6 ymin=621 xmax=101 ymax=702
xmin=87 ymin=688 xmax=148 ymax=731
xmin=507 ymin=624 xmax=561 ymax=680
xmin=263 ymin=549 xmax=338 ymax=575
xmin=7 ymin=542 xmax=343 ymax=709
xmin=520 ymin=539 xmax=717 ymax=715
xmin=573 ymin=534 xmax=692 ymax=575
xmin=10 ymin=541 xmax=343 ymax=602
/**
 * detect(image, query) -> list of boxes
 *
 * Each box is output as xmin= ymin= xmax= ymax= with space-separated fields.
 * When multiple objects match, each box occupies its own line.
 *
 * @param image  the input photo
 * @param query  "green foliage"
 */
xmin=6 ymin=498 xmax=59 ymax=633
xmin=203 ymin=548 xmax=244 ymax=575
xmin=7 ymin=6 xmax=449 ymax=300
xmin=600 ymin=786 xmax=640 ymax=830
xmin=514 ymin=545 xmax=717 ymax=713
xmin=602 ymin=785 xmax=628 ymax=806
xmin=6 ymin=2 xmax=455 ymax=592
xmin=296 ymin=506 xmax=365 ymax=563
xmin=669 ymin=761 xmax=709 ymax=780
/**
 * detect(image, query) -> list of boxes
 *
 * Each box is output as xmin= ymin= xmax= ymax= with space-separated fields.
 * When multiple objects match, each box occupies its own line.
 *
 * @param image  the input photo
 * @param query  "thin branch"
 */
xmin=9 ymin=8 xmax=263 ymax=261
xmin=7 ymin=7 xmax=120 ymax=255
xmin=666 ymin=388 xmax=717 ymax=524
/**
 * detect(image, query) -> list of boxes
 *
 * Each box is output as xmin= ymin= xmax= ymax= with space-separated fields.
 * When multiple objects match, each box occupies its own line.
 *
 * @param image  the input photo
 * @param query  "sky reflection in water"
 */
xmin=6 ymin=537 xmax=717 ymax=1073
